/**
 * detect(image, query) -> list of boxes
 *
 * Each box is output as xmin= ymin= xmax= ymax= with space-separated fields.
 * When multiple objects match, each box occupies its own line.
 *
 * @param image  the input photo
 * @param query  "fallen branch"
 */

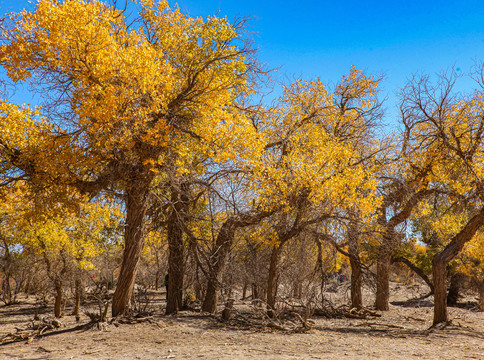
xmin=1 ymin=318 xmax=62 ymax=344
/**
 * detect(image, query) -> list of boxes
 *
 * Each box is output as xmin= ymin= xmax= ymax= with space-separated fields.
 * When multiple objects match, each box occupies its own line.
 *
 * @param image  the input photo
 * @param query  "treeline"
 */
xmin=0 ymin=0 xmax=483 ymax=326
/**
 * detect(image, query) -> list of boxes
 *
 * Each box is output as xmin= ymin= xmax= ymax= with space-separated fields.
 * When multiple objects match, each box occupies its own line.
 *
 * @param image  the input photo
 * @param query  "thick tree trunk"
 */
xmin=432 ymin=206 xmax=484 ymax=325
xmin=166 ymin=182 xmax=189 ymax=315
xmin=112 ymin=180 xmax=151 ymax=317
xmin=202 ymin=280 xmax=218 ymax=312
xmin=375 ymin=243 xmax=392 ymax=310
xmin=349 ymin=255 xmax=362 ymax=309
xmin=54 ymin=279 xmax=63 ymax=318
xmin=432 ymin=258 xmax=448 ymax=325
xmin=348 ymin=223 xmax=362 ymax=309
xmin=266 ymin=245 xmax=282 ymax=316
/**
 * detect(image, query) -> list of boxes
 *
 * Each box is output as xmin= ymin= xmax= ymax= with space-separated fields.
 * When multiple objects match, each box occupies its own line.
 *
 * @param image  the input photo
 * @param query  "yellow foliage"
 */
xmin=0 ymin=183 xmax=122 ymax=271
xmin=0 ymin=0 xmax=254 ymax=187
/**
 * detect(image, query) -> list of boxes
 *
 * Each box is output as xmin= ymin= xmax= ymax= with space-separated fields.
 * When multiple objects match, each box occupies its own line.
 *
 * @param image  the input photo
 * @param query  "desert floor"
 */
xmin=1 ymin=282 xmax=483 ymax=359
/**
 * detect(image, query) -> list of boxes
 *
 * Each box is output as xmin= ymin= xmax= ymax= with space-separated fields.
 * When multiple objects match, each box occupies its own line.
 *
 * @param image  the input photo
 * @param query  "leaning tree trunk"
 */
xmin=112 ymin=178 xmax=151 ymax=317
xmin=432 ymin=206 xmax=484 ymax=325
xmin=166 ymin=181 xmax=189 ymax=314
xmin=266 ymin=245 xmax=282 ymax=317
xmin=391 ymin=256 xmax=434 ymax=293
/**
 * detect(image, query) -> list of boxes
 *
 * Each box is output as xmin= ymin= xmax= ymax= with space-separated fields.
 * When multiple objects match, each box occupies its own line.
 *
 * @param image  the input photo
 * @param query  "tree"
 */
xmin=0 ymin=0 xmax=258 ymax=316
xmin=401 ymin=67 xmax=484 ymax=324
xmin=457 ymin=231 xmax=484 ymax=311
xmin=200 ymin=68 xmax=384 ymax=313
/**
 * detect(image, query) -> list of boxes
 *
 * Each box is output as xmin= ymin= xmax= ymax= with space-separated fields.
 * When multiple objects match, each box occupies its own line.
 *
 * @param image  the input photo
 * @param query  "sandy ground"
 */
xmin=1 ymin=282 xmax=483 ymax=359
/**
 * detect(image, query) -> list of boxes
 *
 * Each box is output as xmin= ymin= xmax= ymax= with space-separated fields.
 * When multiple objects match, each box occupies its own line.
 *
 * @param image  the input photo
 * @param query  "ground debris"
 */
xmin=314 ymin=305 xmax=381 ymax=320
xmin=1 ymin=317 xmax=62 ymax=344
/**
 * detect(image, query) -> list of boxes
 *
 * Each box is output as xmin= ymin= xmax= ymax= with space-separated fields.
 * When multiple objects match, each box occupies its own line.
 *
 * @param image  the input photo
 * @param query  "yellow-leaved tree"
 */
xmin=196 ymin=68 xmax=384 ymax=313
xmin=401 ymin=67 xmax=484 ymax=324
xmin=0 ymin=0 xmax=259 ymax=316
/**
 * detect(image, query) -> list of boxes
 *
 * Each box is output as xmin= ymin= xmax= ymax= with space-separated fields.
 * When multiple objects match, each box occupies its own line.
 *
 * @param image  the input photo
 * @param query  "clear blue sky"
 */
xmin=1 ymin=0 xmax=484 ymax=128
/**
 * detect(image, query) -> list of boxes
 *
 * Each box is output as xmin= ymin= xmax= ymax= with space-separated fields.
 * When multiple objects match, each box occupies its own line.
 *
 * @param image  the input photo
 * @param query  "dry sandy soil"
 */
xmin=1 ymin=282 xmax=483 ymax=359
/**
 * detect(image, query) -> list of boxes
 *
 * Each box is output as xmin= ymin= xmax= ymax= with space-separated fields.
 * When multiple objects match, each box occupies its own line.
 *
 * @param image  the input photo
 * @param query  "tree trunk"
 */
xmin=432 ymin=206 xmax=484 ymax=325
xmin=72 ymin=277 xmax=81 ymax=317
xmin=202 ymin=221 xmax=237 ymax=313
xmin=201 ymin=210 xmax=273 ymax=313
xmin=3 ymin=274 xmax=12 ymax=305
xmin=155 ymin=270 xmax=159 ymax=291
xmin=194 ymin=263 xmax=203 ymax=301
xmin=315 ymin=238 xmax=326 ymax=308
xmin=202 ymin=279 xmax=219 ymax=313
xmin=375 ymin=189 xmax=434 ymax=311
xmin=348 ymin=222 xmax=362 ymax=309
xmin=54 ymin=279 xmax=63 ymax=318
xmin=266 ymin=245 xmax=282 ymax=316
xmin=112 ymin=179 xmax=151 ymax=317
xmin=478 ymin=280 xmax=484 ymax=312
xmin=447 ymin=272 xmax=465 ymax=306
xmin=432 ymin=257 xmax=448 ymax=325
xmin=1 ymin=242 xmax=14 ymax=305
xmin=166 ymin=182 xmax=189 ymax=315
xmin=252 ymin=283 xmax=259 ymax=302
xmin=375 ymin=242 xmax=392 ymax=310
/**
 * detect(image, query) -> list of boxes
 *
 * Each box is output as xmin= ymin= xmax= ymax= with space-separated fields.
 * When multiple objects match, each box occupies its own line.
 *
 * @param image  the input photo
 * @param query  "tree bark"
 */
xmin=432 ymin=258 xmax=448 ymax=325
xmin=54 ymin=278 xmax=63 ymax=318
xmin=72 ymin=277 xmax=81 ymax=317
xmin=266 ymin=245 xmax=282 ymax=316
xmin=112 ymin=178 xmax=151 ymax=317
xmin=201 ymin=222 xmax=235 ymax=313
xmin=478 ymin=280 xmax=484 ymax=312
xmin=348 ymin=222 xmax=362 ymax=309
xmin=432 ymin=206 xmax=484 ymax=325
xmin=375 ymin=239 xmax=393 ymax=310
xmin=447 ymin=272 xmax=465 ymax=306
xmin=315 ymin=238 xmax=326 ymax=308
xmin=166 ymin=182 xmax=189 ymax=315
xmin=251 ymin=283 xmax=259 ymax=302
xmin=376 ymin=189 xmax=434 ymax=311
xmin=201 ymin=209 xmax=274 ymax=313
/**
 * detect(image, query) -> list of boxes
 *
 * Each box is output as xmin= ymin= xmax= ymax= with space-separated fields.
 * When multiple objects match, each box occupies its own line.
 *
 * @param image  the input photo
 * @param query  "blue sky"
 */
xmin=1 ymin=0 xmax=483 ymax=128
